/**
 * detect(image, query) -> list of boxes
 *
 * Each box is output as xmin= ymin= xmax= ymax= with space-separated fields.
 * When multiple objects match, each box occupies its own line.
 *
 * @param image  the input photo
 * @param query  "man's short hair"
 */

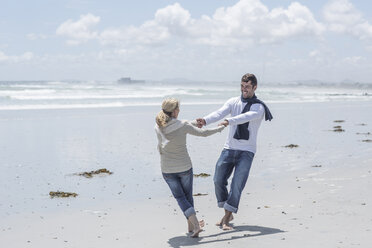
xmin=241 ymin=73 xmax=257 ymax=87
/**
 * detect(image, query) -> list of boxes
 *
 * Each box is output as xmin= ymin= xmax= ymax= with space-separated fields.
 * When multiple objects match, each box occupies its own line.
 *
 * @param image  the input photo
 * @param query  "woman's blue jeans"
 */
xmin=214 ymin=149 xmax=254 ymax=213
xmin=162 ymin=168 xmax=196 ymax=218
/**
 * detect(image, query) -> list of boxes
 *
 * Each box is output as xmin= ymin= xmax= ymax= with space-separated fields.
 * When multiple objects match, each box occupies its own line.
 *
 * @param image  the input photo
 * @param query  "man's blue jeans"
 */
xmin=214 ymin=149 xmax=254 ymax=213
xmin=162 ymin=168 xmax=196 ymax=218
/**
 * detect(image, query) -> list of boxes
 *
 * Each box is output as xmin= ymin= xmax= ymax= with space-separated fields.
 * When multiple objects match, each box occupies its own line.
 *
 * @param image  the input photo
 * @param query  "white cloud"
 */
xmin=27 ymin=33 xmax=48 ymax=40
xmin=190 ymin=0 xmax=325 ymax=45
xmin=57 ymin=0 xmax=325 ymax=48
xmin=56 ymin=13 xmax=100 ymax=45
xmin=100 ymin=21 xmax=170 ymax=46
xmin=99 ymin=3 xmax=189 ymax=46
xmin=21 ymin=52 xmax=34 ymax=60
xmin=154 ymin=2 xmax=192 ymax=34
xmin=152 ymin=0 xmax=325 ymax=46
xmin=341 ymin=56 xmax=365 ymax=65
xmin=323 ymin=0 xmax=372 ymax=42
xmin=0 ymin=51 xmax=34 ymax=63
xmin=0 ymin=51 xmax=8 ymax=62
xmin=323 ymin=0 xmax=361 ymax=32
xmin=309 ymin=50 xmax=320 ymax=57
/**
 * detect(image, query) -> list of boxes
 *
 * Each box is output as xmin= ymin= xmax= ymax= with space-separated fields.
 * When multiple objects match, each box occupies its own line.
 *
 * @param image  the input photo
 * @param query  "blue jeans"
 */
xmin=162 ymin=168 xmax=196 ymax=218
xmin=214 ymin=149 xmax=254 ymax=213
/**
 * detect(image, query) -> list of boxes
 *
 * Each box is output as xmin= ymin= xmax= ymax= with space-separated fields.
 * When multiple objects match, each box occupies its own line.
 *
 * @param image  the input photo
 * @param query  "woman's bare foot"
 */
xmin=188 ymin=219 xmax=193 ymax=233
xmin=191 ymin=226 xmax=202 ymax=238
xmin=188 ymin=220 xmax=205 ymax=233
xmin=188 ymin=214 xmax=203 ymax=238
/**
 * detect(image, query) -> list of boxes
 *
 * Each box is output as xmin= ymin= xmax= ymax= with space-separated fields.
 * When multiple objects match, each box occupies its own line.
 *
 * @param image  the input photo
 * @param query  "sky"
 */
xmin=1 ymin=0 xmax=372 ymax=83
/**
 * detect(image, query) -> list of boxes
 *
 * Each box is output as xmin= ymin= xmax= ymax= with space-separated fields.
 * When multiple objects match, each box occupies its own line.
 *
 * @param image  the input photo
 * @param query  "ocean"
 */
xmin=0 ymin=80 xmax=371 ymax=110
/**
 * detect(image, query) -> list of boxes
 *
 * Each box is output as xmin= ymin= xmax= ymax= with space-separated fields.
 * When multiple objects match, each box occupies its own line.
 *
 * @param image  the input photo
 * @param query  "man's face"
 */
xmin=241 ymin=81 xmax=257 ymax=98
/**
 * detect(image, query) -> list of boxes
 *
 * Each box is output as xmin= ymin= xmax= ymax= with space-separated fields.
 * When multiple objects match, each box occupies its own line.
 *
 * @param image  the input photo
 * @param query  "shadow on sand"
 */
xmin=168 ymin=225 xmax=285 ymax=248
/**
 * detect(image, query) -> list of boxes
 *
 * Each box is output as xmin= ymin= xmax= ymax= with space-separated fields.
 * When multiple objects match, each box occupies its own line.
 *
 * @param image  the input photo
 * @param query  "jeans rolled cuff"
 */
xmin=184 ymin=207 xmax=196 ymax=218
xmin=224 ymin=202 xmax=238 ymax=213
xmin=217 ymin=201 xmax=226 ymax=208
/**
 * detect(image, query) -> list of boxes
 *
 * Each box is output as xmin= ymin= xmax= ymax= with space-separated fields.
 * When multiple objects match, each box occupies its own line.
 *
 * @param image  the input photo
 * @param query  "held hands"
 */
xmin=196 ymin=118 xmax=206 ymax=128
xmin=196 ymin=118 xmax=228 ymax=128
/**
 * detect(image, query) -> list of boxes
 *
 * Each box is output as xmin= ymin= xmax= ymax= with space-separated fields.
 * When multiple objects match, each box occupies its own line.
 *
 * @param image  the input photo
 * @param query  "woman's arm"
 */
xmin=185 ymin=122 xmax=225 ymax=137
xmin=155 ymin=126 xmax=164 ymax=154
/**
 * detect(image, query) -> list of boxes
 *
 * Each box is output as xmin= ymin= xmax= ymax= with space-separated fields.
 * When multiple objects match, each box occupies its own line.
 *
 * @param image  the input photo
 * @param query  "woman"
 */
xmin=155 ymin=98 xmax=225 ymax=238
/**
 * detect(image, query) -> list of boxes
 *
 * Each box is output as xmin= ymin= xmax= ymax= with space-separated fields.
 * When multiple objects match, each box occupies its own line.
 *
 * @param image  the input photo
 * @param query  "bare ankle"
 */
xmin=222 ymin=223 xmax=233 ymax=231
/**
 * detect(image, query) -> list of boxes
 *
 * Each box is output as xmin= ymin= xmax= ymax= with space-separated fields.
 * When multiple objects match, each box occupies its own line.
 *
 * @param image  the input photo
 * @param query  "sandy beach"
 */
xmin=1 ymin=100 xmax=372 ymax=248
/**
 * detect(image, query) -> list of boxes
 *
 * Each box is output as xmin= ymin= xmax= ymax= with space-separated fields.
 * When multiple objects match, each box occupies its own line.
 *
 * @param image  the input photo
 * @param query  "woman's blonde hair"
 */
xmin=156 ymin=98 xmax=180 ymax=128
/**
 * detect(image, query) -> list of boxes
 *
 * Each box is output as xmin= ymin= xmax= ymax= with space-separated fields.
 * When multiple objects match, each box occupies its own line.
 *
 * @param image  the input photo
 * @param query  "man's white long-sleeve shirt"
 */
xmin=203 ymin=96 xmax=265 ymax=153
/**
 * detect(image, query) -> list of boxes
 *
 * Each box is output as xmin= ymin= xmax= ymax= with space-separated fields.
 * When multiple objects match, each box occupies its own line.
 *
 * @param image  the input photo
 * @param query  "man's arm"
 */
xmin=225 ymin=104 xmax=264 ymax=126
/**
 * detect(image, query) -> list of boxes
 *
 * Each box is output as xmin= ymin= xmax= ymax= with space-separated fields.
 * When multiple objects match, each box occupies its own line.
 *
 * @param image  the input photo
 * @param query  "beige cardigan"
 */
xmin=155 ymin=119 xmax=224 ymax=173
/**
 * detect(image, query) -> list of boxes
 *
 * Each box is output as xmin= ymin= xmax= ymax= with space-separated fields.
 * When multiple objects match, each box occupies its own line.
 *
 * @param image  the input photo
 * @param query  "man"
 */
xmin=196 ymin=73 xmax=273 ymax=230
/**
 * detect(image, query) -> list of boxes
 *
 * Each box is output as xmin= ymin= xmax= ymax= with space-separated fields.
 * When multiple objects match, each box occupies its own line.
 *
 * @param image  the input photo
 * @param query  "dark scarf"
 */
xmin=233 ymin=94 xmax=273 ymax=140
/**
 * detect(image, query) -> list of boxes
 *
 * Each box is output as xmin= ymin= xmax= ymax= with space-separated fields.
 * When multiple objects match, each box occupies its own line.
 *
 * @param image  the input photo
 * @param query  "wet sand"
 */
xmin=0 ymin=101 xmax=371 ymax=247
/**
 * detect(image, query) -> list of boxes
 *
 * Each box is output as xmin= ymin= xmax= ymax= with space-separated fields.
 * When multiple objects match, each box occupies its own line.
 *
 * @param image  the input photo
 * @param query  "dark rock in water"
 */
xmin=194 ymin=173 xmax=211 ymax=178
xmin=333 ymin=126 xmax=342 ymax=129
xmin=49 ymin=191 xmax=78 ymax=198
xmin=362 ymin=139 xmax=372 ymax=143
xmin=334 ymin=120 xmax=345 ymax=123
xmin=75 ymin=168 xmax=113 ymax=178
xmin=312 ymin=165 xmax=322 ymax=167
xmin=284 ymin=144 xmax=299 ymax=148
xmin=193 ymin=193 xmax=208 ymax=196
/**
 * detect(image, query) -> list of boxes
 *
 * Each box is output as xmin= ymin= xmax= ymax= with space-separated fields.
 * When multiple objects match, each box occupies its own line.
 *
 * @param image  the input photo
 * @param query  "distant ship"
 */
xmin=117 ymin=77 xmax=145 ymax=84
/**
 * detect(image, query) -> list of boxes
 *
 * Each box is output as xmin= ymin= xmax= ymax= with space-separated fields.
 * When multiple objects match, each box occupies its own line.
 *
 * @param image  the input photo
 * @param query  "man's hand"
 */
xmin=218 ymin=120 xmax=229 ymax=127
xmin=196 ymin=118 xmax=206 ymax=128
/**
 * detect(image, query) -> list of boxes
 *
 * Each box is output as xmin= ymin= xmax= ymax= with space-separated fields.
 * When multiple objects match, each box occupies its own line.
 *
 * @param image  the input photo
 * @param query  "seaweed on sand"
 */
xmin=333 ymin=128 xmax=345 ymax=132
xmin=193 ymin=193 xmax=208 ymax=196
xmin=49 ymin=191 xmax=78 ymax=198
xmin=284 ymin=144 xmax=299 ymax=148
xmin=194 ymin=173 xmax=211 ymax=178
xmin=75 ymin=168 xmax=113 ymax=178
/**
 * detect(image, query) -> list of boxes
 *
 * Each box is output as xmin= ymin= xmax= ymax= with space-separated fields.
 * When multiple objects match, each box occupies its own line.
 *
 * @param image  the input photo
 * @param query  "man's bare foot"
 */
xmin=222 ymin=223 xmax=233 ymax=231
xmin=216 ymin=214 xmax=233 ymax=226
